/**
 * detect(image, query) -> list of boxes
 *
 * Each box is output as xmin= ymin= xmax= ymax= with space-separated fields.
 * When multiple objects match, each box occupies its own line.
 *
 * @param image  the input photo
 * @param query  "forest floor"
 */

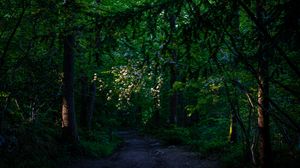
xmin=67 ymin=130 xmax=219 ymax=168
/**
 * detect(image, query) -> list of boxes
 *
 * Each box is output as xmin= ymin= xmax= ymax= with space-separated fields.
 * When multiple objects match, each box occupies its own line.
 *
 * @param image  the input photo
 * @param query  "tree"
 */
xmin=256 ymin=0 xmax=271 ymax=167
xmin=168 ymin=8 xmax=179 ymax=125
xmin=228 ymin=0 xmax=240 ymax=144
xmin=87 ymin=74 xmax=97 ymax=130
xmin=95 ymin=0 xmax=102 ymax=67
xmin=61 ymin=0 xmax=79 ymax=143
xmin=80 ymin=74 xmax=89 ymax=127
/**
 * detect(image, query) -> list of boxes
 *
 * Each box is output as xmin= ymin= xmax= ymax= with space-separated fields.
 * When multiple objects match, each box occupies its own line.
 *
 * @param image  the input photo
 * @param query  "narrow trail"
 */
xmin=69 ymin=131 xmax=219 ymax=168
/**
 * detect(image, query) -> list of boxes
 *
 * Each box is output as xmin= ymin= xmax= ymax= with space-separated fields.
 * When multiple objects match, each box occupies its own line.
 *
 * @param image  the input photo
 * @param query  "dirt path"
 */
xmin=69 ymin=131 xmax=219 ymax=168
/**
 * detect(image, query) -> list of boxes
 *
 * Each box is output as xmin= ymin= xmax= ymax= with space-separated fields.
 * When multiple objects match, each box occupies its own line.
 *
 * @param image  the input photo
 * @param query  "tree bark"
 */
xmin=153 ymin=96 xmax=160 ymax=126
xmin=177 ymin=92 xmax=187 ymax=126
xmin=256 ymin=0 xmax=271 ymax=167
xmin=228 ymin=0 xmax=240 ymax=144
xmin=152 ymin=64 xmax=160 ymax=127
xmin=257 ymin=53 xmax=271 ymax=168
xmin=229 ymin=107 xmax=238 ymax=143
xmin=0 ymin=97 xmax=9 ymax=134
xmin=61 ymin=0 xmax=79 ymax=143
xmin=80 ymin=74 xmax=96 ymax=130
xmin=95 ymin=0 xmax=102 ymax=67
xmin=169 ymin=12 xmax=178 ymax=125
xmin=80 ymin=75 xmax=88 ymax=127
xmin=169 ymin=63 xmax=177 ymax=125
xmin=87 ymin=76 xmax=96 ymax=130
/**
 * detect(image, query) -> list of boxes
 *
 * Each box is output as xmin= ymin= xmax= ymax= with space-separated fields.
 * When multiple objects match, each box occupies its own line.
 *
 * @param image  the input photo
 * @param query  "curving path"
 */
xmin=69 ymin=131 xmax=219 ymax=168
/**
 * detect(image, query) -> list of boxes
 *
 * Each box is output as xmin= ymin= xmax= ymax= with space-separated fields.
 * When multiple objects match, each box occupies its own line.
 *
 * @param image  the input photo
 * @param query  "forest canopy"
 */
xmin=0 ymin=0 xmax=299 ymax=168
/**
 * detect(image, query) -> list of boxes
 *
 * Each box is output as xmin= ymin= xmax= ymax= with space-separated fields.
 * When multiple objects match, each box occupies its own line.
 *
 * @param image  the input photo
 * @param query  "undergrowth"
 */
xmin=145 ymin=122 xmax=249 ymax=168
xmin=79 ymin=128 xmax=122 ymax=158
xmin=0 ymin=122 xmax=66 ymax=168
xmin=0 ymin=121 xmax=122 ymax=168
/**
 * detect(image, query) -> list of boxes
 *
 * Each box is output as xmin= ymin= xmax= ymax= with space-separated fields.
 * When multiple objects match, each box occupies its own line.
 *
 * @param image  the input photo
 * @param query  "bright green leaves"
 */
xmin=172 ymin=81 xmax=184 ymax=92
xmin=0 ymin=91 xmax=10 ymax=98
xmin=106 ymin=63 xmax=145 ymax=110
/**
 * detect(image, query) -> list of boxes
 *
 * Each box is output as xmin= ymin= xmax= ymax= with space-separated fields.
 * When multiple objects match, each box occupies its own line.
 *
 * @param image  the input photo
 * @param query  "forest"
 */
xmin=0 ymin=0 xmax=299 ymax=168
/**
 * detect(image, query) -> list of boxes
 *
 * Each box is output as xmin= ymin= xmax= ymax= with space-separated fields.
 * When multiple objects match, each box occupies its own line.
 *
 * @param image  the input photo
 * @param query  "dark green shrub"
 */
xmin=159 ymin=126 xmax=191 ymax=145
xmin=78 ymin=129 xmax=122 ymax=158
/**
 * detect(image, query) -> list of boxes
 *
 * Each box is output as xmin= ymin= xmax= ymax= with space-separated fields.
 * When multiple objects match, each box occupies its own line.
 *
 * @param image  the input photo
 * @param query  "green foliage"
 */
xmin=172 ymin=81 xmax=184 ymax=92
xmin=149 ymin=124 xmax=250 ymax=167
xmin=0 ymin=122 xmax=65 ymax=168
xmin=0 ymin=91 xmax=9 ymax=97
xmin=159 ymin=126 xmax=191 ymax=145
xmin=220 ymin=144 xmax=247 ymax=168
xmin=0 ymin=0 xmax=299 ymax=167
xmin=79 ymin=130 xmax=122 ymax=158
xmin=187 ymin=118 xmax=228 ymax=154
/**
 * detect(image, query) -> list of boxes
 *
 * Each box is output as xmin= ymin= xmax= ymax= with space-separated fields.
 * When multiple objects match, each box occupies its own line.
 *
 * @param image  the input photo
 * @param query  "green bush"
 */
xmin=220 ymin=144 xmax=247 ymax=168
xmin=0 ymin=123 xmax=66 ymax=168
xmin=148 ymin=122 xmax=250 ymax=167
xmin=0 ymin=119 xmax=123 ymax=168
xmin=79 ymin=129 xmax=122 ymax=158
xmin=158 ymin=126 xmax=191 ymax=145
xmin=189 ymin=139 xmax=227 ymax=155
xmin=80 ymin=139 xmax=119 ymax=158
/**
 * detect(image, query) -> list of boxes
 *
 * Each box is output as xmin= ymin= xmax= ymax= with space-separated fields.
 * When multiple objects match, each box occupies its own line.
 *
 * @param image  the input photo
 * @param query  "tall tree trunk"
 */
xmin=153 ymin=95 xmax=160 ymax=126
xmin=169 ymin=13 xmax=178 ymax=125
xmin=153 ymin=108 xmax=160 ymax=126
xmin=256 ymin=0 xmax=271 ymax=167
xmin=228 ymin=0 xmax=240 ymax=144
xmin=135 ymin=105 xmax=142 ymax=126
xmin=95 ymin=0 xmax=102 ymax=67
xmin=80 ymin=75 xmax=88 ymax=127
xmin=61 ymin=0 xmax=79 ymax=143
xmin=0 ymin=97 xmax=9 ymax=134
xmin=229 ymin=105 xmax=238 ymax=143
xmin=152 ymin=64 xmax=160 ymax=126
xmin=257 ymin=48 xmax=271 ymax=168
xmin=0 ymin=107 xmax=2 ymax=134
xmin=169 ymin=63 xmax=177 ymax=125
xmin=87 ymin=75 xmax=97 ymax=130
xmin=177 ymin=89 xmax=187 ymax=126
xmin=80 ymin=74 xmax=96 ymax=130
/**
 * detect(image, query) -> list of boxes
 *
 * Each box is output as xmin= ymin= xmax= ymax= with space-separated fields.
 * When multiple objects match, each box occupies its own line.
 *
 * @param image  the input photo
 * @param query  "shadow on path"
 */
xmin=69 ymin=130 xmax=219 ymax=168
